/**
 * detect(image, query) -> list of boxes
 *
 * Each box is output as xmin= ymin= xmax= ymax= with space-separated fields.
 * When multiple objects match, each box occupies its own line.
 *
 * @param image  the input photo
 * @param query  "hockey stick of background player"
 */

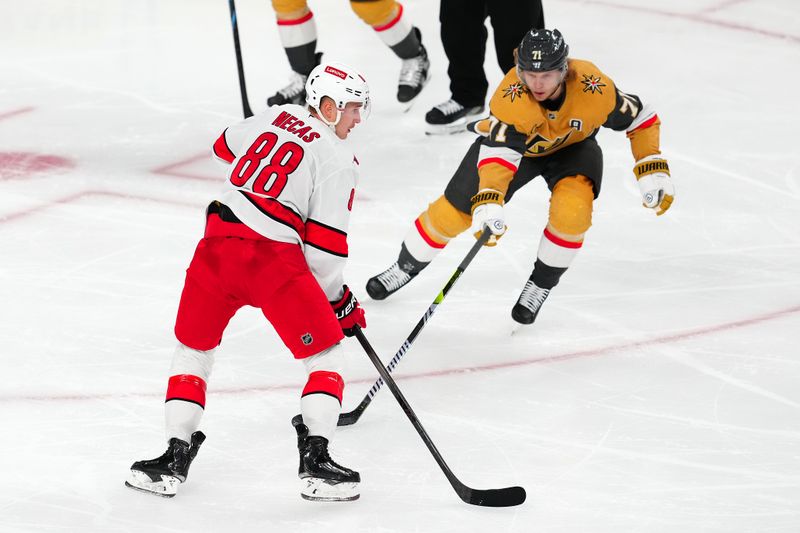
xmin=227 ymin=0 xmax=254 ymax=118
xmin=291 ymin=228 xmax=492 ymax=429
xmin=353 ymin=326 xmax=526 ymax=507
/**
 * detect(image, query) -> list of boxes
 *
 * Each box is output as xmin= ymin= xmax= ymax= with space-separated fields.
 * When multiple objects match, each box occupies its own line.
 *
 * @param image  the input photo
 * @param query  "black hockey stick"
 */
xmin=291 ymin=229 xmax=491 ymax=429
xmin=353 ymin=327 xmax=526 ymax=507
xmin=227 ymin=0 xmax=254 ymax=118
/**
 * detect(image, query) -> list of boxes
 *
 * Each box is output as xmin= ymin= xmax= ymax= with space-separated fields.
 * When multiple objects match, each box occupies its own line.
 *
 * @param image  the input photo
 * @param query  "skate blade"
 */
xmin=300 ymin=477 xmax=359 ymax=502
xmin=425 ymin=120 xmax=469 ymax=135
xmin=125 ymin=470 xmax=181 ymax=498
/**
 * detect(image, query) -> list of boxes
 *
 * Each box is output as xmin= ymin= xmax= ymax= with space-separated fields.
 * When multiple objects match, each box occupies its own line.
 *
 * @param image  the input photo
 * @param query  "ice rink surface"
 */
xmin=1 ymin=0 xmax=799 ymax=531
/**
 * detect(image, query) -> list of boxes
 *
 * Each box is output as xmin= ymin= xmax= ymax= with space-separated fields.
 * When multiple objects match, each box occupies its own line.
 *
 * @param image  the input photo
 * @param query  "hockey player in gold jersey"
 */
xmin=366 ymin=28 xmax=674 ymax=325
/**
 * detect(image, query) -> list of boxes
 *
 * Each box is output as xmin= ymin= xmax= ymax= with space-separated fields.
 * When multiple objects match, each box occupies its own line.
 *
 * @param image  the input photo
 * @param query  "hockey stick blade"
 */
xmin=461 ymin=485 xmax=527 ymax=507
xmin=288 ymin=230 xmax=494 ymax=429
xmin=354 ymin=327 xmax=526 ymax=507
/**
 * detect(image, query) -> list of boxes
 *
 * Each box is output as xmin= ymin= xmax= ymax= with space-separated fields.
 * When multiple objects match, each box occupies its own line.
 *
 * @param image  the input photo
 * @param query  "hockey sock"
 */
xmin=165 ymin=344 xmax=215 ymax=443
xmin=359 ymin=3 xmax=418 ymax=59
xmin=300 ymin=346 xmax=346 ymax=440
xmin=530 ymin=228 xmax=582 ymax=289
xmin=275 ymin=9 xmax=318 ymax=74
xmin=301 ymin=371 xmax=344 ymax=441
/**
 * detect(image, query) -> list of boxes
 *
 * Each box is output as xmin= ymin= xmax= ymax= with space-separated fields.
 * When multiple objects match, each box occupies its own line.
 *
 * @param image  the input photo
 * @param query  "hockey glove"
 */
xmin=330 ymin=285 xmax=366 ymax=337
xmin=633 ymin=155 xmax=674 ymax=216
xmin=470 ymin=188 xmax=507 ymax=246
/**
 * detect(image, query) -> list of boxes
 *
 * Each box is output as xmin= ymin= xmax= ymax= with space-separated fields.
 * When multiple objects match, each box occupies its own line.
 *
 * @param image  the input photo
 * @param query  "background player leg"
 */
xmin=367 ymin=195 xmax=470 ymax=299
xmin=350 ymin=0 xmax=430 ymax=106
xmin=425 ymin=0 xmax=488 ymax=134
xmin=486 ymin=0 xmax=544 ymax=75
xmin=513 ymin=175 xmax=594 ymax=324
xmin=268 ymin=0 xmax=321 ymax=106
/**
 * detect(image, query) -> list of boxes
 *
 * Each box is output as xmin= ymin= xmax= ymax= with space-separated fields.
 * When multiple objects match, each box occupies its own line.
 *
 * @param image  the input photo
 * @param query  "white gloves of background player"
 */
xmin=633 ymin=154 xmax=674 ymax=216
xmin=470 ymin=188 xmax=506 ymax=246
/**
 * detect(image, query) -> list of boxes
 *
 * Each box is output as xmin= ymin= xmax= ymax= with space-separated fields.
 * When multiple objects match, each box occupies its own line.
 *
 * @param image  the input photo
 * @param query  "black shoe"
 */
xmin=125 ymin=431 xmax=206 ymax=498
xmin=425 ymin=99 xmax=485 ymax=135
xmin=511 ymin=280 xmax=551 ymax=325
xmin=366 ymin=261 xmax=418 ymax=300
xmin=397 ymin=28 xmax=430 ymax=105
xmin=295 ymin=423 xmax=359 ymax=501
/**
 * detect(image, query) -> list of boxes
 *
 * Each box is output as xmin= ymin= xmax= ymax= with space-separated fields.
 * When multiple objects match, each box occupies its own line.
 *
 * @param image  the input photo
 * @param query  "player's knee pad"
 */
xmin=169 ymin=343 xmax=216 ymax=382
xmin=350 ymin=0 xmax=397 ymax=26
xmin=549 ymin=175 xmax=595 ymax=237
xmin=272 ymin=0 xmax=309 ymax=19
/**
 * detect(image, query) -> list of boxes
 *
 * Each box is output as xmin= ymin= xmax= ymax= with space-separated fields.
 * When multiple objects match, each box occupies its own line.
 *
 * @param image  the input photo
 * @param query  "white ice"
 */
xmin=1 ymin=0 xmax=799 ymax=531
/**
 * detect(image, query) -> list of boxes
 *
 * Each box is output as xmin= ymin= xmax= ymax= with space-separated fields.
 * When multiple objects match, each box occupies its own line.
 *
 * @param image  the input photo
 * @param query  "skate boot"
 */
xmin=425 ymin=99 xmax=484 ymax=135
xmin=267 ymin=71 xmax=308 ymax=107
xmin=267 ymin=53 xmax=322 ymax=107
xmin=511 ymin=280 xmax=551 ymax=325
xmin=125 ymin=431 xmax=206 ymax=498
xmin=295 ymin=423 xmax=360 ymax=502
xmin=397 ymin=28 xmax=430 ymax=107
xmin=366 ymin=261 xmax=419 ymax=300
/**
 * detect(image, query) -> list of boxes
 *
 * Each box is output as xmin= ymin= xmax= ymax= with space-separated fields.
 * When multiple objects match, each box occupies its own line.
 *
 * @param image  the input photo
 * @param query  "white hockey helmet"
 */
xmin=305 ymin=61 xmax=371 ymax=126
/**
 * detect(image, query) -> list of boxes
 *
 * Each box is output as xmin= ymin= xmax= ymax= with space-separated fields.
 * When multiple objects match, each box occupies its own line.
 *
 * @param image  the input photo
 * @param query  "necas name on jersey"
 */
xmin=272 ymin=111 xmax=321 ymax=143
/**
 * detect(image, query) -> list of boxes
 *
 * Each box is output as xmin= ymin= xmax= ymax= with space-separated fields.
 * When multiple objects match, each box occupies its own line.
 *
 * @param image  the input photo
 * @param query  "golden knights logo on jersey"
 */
xmin=581 ymin=74 xmax=606 ymax=94
xmin=526 ymin=130 xmax=575 ymax=155
xmin=503 ymin=82 xmax=528 ymax=102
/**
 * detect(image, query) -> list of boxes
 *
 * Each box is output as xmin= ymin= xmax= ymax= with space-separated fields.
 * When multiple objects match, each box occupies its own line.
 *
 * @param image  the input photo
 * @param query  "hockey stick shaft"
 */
xmin=336 ymin=229 xmax=492 ymax=425
xmin=227 ymin=0 xmax=254 ymax=118
xmin=353 ymin=327 xmax=525 ymax=507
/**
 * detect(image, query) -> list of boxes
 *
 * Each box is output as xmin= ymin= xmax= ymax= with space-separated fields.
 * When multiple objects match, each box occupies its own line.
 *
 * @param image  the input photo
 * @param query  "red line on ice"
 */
xmin=2 ymin=304 xmax=798 ymax=404
xmin=151 ymin=152 xmax=217 ymax=181
xmin=0 ymin=106 xmax=35 ymax=121
xmin=0 ymin=190 xmax=197 ymax=224
xmin=562 ymin=0 xmax=799 ymax=43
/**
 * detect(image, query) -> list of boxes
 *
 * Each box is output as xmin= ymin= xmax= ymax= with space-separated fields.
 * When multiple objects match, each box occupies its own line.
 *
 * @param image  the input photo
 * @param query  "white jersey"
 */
xmin=211 ymin=103 xmax=359 ymax=300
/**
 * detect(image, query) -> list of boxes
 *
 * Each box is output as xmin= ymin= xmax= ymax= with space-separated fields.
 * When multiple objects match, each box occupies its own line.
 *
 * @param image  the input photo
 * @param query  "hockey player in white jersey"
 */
xmin=126 ymin=61 xmax=370 ymax=502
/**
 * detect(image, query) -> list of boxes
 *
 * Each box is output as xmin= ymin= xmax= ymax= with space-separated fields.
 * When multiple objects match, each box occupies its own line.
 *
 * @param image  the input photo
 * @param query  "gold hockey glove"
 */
xmin=633 ymin=155 xmax=674 ymax=216
xmin=470 ymin=189 xmax=506 ymax=246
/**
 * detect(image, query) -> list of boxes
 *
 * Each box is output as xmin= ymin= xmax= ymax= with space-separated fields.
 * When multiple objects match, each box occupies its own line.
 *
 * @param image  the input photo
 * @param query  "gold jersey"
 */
xmin=473 ymin=58 xmax=661 ymax=195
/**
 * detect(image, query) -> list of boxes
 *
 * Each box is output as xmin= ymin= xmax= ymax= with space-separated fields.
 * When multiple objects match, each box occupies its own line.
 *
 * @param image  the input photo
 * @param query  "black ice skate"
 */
xmin=397 ymin=28 xmax=430 ymax=108
xmin=125 ymin=431 xmax=206 ymax=498
xmin=267 ymin=53 xmax=322 ymax=107
xmin=366 ymin=261 xmax=419 ymax=300
xmin=267 ymin=71 xmax=308 ymax=107
xmin=295 ymin=423 xmax=359 ymax=502
xmin=511 ymin=280 xmax=551 ymax=325
xmin=425 ymin=99 xmax=485 ymax=135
